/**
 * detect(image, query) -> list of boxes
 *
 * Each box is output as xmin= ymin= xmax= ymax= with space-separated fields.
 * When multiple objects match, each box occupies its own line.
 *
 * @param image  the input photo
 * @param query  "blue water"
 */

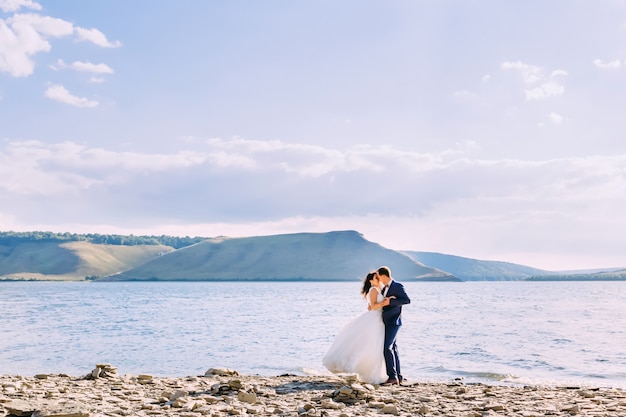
xmin=1 ymin=281 xmax=625 ymax=388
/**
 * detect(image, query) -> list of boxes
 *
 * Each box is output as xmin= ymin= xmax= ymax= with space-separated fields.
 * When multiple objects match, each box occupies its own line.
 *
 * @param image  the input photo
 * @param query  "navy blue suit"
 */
xmin=381 ymin=279 xmax=411 ymax=381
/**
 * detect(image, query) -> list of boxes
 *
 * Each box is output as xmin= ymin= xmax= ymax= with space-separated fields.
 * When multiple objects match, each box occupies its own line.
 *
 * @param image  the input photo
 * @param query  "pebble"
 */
xmin=0 ymin=365 xmax=625 ymax=416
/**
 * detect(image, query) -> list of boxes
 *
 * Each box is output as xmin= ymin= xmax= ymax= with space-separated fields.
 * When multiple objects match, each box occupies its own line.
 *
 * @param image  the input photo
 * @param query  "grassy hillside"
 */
xmin=402 ymin=251 xmax=549 ymax=281
xmin=5 ymin=230 xmax=620 ymax=282
xmin=0 ymin=241 xmax=174 ymax=281
xmin=101 ymin=230 xmax=459 ymax=281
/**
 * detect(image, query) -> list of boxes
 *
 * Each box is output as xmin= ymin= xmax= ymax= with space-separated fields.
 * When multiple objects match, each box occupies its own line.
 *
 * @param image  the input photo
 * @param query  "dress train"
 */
xmin=322 ymin=288 xmax=387 ymax=384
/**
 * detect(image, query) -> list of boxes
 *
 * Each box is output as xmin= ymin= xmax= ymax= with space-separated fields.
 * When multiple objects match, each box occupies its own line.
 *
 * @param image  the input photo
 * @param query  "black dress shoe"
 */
xmin=382 ymin=378 xmax=400 ymax=385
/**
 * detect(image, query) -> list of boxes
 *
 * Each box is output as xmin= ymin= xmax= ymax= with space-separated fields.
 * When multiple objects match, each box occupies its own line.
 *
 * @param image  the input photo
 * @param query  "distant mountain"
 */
xmin=401 ymin=251 xmax=550 ymax=281
xmin=527 ymin=269 xmax=626 ymax=281
xmin=0 ymin=240 xmax=173 ymax=281
xmin=99 ymin=230 xmax=459 ymax=282
xmin=3 ymin=229 xmax=621 ymax=282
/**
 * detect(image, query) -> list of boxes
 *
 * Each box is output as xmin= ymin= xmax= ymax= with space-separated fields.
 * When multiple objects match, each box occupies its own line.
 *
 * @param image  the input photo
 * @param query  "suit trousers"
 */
xmin=383 ymin=323 xmax=402 ymax=380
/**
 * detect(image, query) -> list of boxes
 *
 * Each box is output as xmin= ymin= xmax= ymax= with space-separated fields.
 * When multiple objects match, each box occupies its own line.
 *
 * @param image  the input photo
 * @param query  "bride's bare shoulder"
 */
xmin=368 ymin=286 xmax=380 ymax=293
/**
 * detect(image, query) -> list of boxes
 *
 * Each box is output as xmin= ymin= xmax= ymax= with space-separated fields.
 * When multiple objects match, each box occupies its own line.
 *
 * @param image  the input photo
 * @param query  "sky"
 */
xmin=1 ymin=0 xmax=625 ymax=271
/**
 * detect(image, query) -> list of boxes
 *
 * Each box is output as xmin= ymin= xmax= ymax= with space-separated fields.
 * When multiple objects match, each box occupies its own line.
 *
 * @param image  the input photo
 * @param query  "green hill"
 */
xmin=0 ymin=241 xmax=174 ymax=281
xmin=402 ymin=251 xmax=550 ymax=281
xmin=100 ymin=230 xmax=459 ymax=282
xmin=3 ymin=230 xmax=622 ymax=282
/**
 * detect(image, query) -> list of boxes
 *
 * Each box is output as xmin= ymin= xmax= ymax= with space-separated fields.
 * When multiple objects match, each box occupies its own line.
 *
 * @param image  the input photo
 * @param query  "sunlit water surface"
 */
xmin=1 ymin=281 xmax=625 ymax=388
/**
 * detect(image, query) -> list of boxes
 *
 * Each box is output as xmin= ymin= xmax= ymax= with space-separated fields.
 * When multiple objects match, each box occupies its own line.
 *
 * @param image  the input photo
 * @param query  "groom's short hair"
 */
xmin=377 ymin=266 xmax=391 ymax=277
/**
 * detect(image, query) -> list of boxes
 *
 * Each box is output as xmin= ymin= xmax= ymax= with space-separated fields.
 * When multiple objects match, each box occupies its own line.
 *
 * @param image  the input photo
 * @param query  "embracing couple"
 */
xmin=323 ymin=266 xmax=411 ymax=385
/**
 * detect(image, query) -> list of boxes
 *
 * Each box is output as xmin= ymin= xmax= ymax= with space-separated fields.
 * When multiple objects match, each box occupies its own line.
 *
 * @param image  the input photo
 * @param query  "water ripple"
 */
xmin=0 ymin=281 xmax=625 ymax=388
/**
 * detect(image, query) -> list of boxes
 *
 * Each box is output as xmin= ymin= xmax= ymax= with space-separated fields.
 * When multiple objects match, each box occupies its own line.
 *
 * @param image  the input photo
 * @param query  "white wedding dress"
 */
xmin=322 ymin=287 xmax=387 ymax=384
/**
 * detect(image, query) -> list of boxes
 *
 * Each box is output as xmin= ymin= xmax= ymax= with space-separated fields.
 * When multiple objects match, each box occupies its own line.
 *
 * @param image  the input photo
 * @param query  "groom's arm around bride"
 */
xmin=378 ymin=267 xmax=410 ymax=325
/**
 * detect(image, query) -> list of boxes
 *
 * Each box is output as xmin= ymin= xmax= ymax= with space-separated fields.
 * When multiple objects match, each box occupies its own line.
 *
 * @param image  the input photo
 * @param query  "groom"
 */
xmin=376 ymin=266 xmax=411 ymax=385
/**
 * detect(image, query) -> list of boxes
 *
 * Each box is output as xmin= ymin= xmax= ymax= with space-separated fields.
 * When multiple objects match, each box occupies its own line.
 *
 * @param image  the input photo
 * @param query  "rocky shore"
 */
xmin=1 ymin=364 xmax=625 ymax=417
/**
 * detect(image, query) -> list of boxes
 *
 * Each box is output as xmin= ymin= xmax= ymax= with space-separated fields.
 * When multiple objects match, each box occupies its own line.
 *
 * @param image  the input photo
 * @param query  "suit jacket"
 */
xmin=382 ymin=280 xmax=411 ymax=326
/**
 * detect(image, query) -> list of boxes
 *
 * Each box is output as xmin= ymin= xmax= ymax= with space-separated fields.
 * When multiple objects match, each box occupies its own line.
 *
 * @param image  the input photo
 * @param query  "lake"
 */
xmin=0 ymin=281 xmax=625 ymax=388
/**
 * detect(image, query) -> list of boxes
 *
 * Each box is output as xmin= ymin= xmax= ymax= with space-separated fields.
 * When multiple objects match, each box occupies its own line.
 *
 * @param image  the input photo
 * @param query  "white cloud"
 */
xmin=0 ymin=11 xmax=120 ymax=77
xmin=481 ymin=74 xmax=491 ymax=83
xmin=501 ymin=60 xmax=567 ymax=101
xmin=550 ymin=69 xmax=568 ymax=77
xmin=525 ymin=80 xmax=565 ymax=101
xmin=547 ymin=112 xmax=564 ymax=124
xmin=0 ymin=0 xmax=40 ymax=13
xmin=52 ymin=58 xmax=114 ymax=74
xmin=44 ymin=84 xmax=98 ymax=107
xmin=2 ymin=138 xmax=624 ymax=204
xmin=202 ymin=137 xmax=443 ymax=176
xmin=453 ymin=89 xmax=477 ymax=98
xmin=593 ymin=58 xmax=622 ymax=69
xmin=75 ymin=27 xmax=121 ymax=48
xmin=8 ymin=13 xmax=73 ymax=37
xmin=0 ymin=15 xmax=54 ymax=76
xmin=501 ymin=61 xmax=543 ymax=84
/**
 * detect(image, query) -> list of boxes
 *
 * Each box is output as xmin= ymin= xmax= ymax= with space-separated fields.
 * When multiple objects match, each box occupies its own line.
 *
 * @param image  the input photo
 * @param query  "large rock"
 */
xmin=5 ymin=399 xmax=89 ymax=417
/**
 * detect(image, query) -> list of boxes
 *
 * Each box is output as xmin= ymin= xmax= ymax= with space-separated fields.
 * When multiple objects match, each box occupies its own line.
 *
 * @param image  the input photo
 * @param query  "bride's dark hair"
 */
xmin=361 ymin=272 xmax=377 ymax=297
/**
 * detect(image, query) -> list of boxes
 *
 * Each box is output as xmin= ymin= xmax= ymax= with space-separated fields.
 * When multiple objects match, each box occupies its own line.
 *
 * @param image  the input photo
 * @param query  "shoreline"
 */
xmin=1 ymin=365 xmax=625 ymax=416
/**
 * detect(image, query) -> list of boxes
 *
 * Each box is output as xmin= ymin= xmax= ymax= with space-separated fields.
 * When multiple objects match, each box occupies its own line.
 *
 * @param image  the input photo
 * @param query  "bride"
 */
xmin=322 ymin=272 xmax=391 ymax=384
